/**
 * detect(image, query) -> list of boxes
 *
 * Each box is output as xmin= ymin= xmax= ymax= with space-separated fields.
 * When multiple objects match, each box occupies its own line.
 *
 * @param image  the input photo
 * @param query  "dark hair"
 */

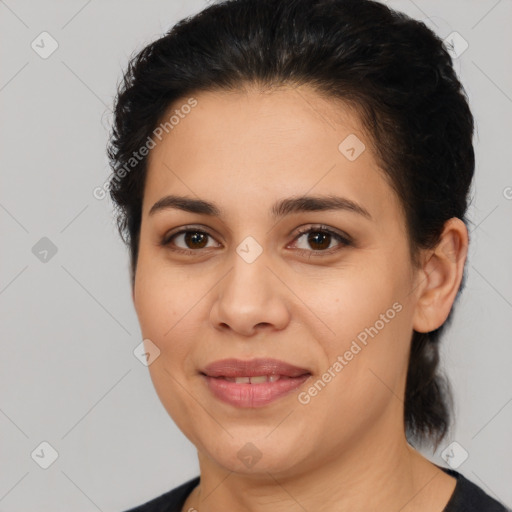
xmin=107 ymin=0 xmax=474 ymax=449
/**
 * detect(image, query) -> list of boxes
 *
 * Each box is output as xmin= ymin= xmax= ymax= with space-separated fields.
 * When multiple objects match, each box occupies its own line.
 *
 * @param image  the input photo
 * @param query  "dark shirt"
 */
xmin=123 ymin=465 xmax=510 ymax=512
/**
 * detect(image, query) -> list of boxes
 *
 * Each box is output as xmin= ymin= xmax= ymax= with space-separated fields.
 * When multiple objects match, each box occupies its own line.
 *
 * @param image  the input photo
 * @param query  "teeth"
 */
xmin=223 ymin=375 xmax=282 ymax=383
xmin=250 ymin=375 xmax=269 ymax=384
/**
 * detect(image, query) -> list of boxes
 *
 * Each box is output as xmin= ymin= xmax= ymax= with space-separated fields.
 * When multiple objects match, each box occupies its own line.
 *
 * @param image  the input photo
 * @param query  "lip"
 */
xmin=200 ymin=358 xmax=311 ymax=408
xmin=201 ymin=357 xmax=311 ymax=378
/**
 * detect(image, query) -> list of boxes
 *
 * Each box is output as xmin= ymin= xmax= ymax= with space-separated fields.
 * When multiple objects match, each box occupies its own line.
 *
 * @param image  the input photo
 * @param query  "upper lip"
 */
xmin=201 ymin=358 xmax=311 ymax=378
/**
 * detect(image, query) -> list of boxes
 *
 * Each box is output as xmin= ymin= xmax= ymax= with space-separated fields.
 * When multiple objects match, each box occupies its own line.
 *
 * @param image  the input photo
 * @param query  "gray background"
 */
xmin=1 ymin=0 xmax=511 ymax=510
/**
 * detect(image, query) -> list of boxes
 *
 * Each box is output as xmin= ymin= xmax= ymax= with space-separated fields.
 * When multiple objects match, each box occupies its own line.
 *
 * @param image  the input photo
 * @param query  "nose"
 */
xmin=210 ymin=253 xmax=291 ymax=337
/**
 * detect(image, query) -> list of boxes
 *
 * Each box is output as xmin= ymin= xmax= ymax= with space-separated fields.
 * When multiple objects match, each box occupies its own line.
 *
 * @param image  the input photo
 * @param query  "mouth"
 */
xmin=200 ymin=358 xmax=312 ymax=408
xmin=201 ymin=357 xmax=311 ymax=378
xmin=219 ymin=374 xmax=287 ymax=383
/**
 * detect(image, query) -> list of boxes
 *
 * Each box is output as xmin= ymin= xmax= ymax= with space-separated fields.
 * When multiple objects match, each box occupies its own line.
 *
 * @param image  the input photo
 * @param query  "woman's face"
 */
xmin=133 ymin=85 xmax=425 ymax=476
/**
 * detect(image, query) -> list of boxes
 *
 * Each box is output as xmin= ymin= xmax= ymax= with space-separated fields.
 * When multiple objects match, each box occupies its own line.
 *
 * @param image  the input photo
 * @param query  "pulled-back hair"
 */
xmin=107 ymin=0 xmax=475 ymax=449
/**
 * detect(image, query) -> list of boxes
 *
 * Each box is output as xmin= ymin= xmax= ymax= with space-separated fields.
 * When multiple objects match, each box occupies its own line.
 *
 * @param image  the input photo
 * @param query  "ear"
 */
xmin=412 ymin=218 xmax=469 ymax=333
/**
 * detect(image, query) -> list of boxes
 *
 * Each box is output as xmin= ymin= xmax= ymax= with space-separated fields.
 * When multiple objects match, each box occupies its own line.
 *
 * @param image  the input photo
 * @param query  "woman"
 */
xmin=107 ymin=0 xmax=510 ymax=510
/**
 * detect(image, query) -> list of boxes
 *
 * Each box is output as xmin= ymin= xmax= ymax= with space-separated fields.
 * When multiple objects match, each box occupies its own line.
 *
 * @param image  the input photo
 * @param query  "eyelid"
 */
xmin=290 ymin=224 xmax=352 ymax=243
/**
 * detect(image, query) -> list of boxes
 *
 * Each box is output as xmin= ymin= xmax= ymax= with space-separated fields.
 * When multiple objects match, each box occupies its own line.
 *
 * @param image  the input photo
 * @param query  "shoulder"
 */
xmin=122 ymin=476 xmax=200 ymax=512
xmin=440 ymin=466 xmax=511 ymax=512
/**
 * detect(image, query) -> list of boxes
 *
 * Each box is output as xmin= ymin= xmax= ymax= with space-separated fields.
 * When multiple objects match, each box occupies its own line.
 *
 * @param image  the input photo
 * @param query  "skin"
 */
xmin=132 ymin=85 xmax=468 ymax=512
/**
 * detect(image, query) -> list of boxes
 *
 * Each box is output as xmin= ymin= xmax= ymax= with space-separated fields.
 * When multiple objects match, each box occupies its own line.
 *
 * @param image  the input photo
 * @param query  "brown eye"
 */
xmin=305 ymin=231 xmax=332 ymax=250
xmin=161 ymin=228 xmax=220 ymax=254
xmin=291 ymin=225 xmax=352 ymax=255
xmin=161 ymin=225 xmax=351 ymax=257
xmin=183 ymin=231 xmax=209 ymax=249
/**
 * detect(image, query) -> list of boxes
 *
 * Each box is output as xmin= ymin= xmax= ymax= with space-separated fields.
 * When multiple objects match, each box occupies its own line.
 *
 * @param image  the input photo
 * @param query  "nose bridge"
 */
xmin=224 ymin=243 xmax=274 ymax=307
xmin=211 ymin=240 xmax=290 ymax=333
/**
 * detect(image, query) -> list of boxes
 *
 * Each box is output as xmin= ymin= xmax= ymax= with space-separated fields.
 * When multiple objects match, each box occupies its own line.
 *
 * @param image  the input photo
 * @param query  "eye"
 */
xmin=160 ymin=224 xmax=352 ymax=257
xmin=289 ymin=225 xmax=352 ymax=256
xmin=160 ymin=227 xmax=220 ymax=255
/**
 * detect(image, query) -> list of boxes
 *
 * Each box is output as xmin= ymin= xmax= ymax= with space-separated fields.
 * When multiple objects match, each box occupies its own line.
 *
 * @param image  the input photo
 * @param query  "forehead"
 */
xmin=143 ymin=85 xmax=401 ymax=226
xmin=153 ymin=84 xmax=368 ymax=155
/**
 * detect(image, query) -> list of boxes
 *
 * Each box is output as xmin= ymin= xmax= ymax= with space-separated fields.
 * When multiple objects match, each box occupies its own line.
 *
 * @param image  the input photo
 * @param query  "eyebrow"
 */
xmin=148 ymin=194 xmax=372 ymax=220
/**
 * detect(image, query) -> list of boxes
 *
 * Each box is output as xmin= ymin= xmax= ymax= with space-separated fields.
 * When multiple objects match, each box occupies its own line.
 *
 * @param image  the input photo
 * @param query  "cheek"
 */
xmin=133 ymin=252 xmax=214 ymax=383
xmin=307 ymin=265 xmax=412 ymax=400
xmin=311 ymin=264 xmax=405 ymax=342
xmin=134 ymin=248 xmax=198 ymax=336
xmin=298 ymin=306 xmax=411 ymax=441
xmin=133 ymin=260 xmax=206 ymax=430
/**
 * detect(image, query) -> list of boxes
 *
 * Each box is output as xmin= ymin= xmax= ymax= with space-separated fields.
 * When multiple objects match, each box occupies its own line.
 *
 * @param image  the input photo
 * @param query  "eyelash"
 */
xmin=160 ymin=224 xmax=352 ymax=258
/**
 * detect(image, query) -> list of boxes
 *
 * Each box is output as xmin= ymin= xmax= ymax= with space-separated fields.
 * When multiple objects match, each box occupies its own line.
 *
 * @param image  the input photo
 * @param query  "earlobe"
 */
xmin=412 ymin=218 xmax=468 ymax=333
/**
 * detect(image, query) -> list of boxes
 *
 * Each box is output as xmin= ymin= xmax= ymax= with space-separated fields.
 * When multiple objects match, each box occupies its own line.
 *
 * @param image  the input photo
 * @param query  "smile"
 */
xmin=202 ymin=373 xmax=311 ymax=408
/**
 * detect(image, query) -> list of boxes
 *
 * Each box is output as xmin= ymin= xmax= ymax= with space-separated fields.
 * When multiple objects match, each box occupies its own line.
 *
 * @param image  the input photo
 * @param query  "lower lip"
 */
xmin=203 ymin=374 xmax=311 ymax=408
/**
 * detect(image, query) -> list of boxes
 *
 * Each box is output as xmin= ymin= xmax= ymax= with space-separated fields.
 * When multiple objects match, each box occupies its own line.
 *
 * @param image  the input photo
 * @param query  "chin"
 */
xmin=198 ymin=433 xmax=310 ymax=477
